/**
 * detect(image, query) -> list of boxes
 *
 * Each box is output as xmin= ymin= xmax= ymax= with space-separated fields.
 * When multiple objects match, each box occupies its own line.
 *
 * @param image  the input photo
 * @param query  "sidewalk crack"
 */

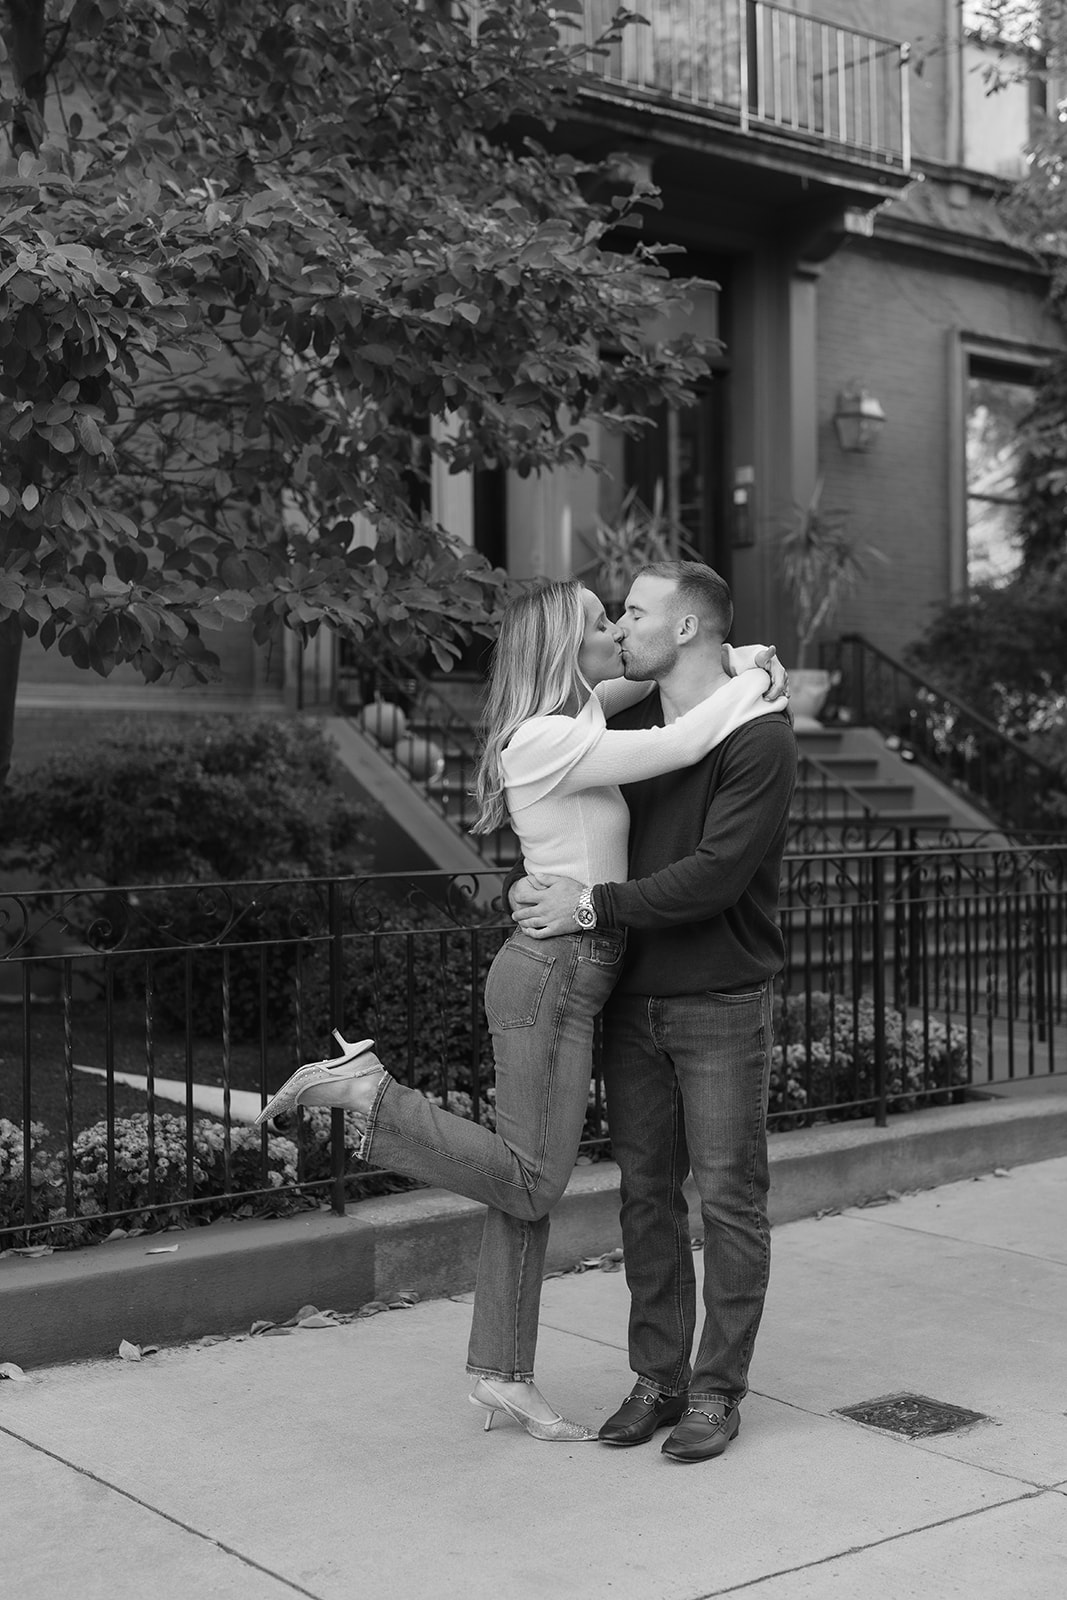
xmin=688 ymin=1488 xmax=1049 ymax=1597
xmin=837 ymin=1212 xmax=1067 ymax=1268
xmin=0 ymin=1421 xmax=326 ymax=1599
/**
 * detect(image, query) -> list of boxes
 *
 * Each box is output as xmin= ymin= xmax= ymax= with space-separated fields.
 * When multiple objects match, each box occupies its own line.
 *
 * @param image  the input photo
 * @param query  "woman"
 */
xmin=257 ymin=580 xmax=785 ymax=1441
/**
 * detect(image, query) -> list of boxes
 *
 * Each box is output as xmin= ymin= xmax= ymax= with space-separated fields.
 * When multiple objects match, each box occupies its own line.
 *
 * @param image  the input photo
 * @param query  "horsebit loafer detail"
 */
xmin=661 ymin=1404 xmax=740 ymax=1463
xmin=598 ymin=1386 xmax=688 ymax=1446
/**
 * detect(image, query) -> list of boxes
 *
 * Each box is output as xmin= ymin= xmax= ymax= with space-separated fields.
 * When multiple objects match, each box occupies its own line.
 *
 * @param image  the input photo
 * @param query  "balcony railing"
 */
xmin=572 ymin=0 xmax=910 ymax=171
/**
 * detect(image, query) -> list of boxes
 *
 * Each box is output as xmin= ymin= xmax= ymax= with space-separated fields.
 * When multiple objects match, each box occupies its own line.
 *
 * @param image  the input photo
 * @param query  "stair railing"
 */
xmin=790 ymin=752 xmax=877 ymax=850
xmin=823 ymin=634 xmax=1067 ymax=837
xmin=302 ymin=636 xmax=517 ymax=866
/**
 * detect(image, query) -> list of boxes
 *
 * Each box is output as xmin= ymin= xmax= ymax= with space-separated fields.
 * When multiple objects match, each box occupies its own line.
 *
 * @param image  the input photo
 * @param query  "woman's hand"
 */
xmin=756 ymin=646 xmax=789 ymax=701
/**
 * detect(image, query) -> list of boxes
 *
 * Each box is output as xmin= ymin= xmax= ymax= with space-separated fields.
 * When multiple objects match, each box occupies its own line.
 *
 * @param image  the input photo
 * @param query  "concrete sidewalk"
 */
xmin=4 ymin=1159 xmax=1066 ymax=1600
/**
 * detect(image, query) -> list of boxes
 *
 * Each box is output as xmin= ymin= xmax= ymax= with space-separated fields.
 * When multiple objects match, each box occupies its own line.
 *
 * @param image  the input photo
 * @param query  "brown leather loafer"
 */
xmin=599 ymin=1384 xmax=688 ymax=1446
xmin=661 ymin=1404 xmax=740 ymax=1462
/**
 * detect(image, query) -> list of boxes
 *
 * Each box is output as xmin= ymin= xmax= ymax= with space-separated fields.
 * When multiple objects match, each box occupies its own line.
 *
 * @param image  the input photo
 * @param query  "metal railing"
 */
xmin=823 ymin=635 xmax=1067 ymax=838
xmin=298 ymin=633 xmax=517 ymax=866
xmin=2 ymin=843 xmax=1064 ymax=1245
xmin=572 ymin=0 xmax=910 ymax=170
xmin=790 ymin=750 xmax=875 ymax=849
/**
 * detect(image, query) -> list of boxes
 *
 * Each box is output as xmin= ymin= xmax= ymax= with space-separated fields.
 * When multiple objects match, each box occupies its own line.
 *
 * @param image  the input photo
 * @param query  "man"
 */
xmin=511 ymin=560 xmax=797 ymax=1463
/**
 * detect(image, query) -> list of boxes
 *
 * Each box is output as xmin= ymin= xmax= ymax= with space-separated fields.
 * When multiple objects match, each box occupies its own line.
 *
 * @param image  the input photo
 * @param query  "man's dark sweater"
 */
xmin=590 ymin=691 xmax=797 ymax=996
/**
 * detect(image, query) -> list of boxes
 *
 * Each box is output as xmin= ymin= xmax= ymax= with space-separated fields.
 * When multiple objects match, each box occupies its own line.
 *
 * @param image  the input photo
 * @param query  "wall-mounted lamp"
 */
xmin=832 ymin=383 xmax=885 ymax=453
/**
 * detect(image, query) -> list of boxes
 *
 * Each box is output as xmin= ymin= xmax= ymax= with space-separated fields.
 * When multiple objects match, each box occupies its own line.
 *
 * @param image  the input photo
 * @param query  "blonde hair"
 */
xmin=471 ymin=580 xmax=591 ymax=835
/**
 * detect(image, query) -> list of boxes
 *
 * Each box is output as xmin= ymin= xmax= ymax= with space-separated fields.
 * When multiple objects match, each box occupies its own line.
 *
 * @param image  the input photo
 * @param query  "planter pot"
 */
xmin=394 ymin=734 xmax=446 ymax=786
xmin=788 ymin=668 xmax=838 ymax=733
xmin=359 ymin=700 xmax=407 ymax=747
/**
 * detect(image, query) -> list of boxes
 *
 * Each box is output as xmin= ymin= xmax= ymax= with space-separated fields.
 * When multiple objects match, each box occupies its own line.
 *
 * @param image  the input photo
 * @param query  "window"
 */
xmin=966 ymin=363 xmax=1036 ymax=584
xmin=960 ymin=1 xmax=1055 ymax=177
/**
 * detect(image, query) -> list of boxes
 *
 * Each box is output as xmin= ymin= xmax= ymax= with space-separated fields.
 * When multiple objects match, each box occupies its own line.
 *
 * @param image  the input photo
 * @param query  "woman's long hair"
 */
xmin=471 ymin=580 xmax=590 ymax=835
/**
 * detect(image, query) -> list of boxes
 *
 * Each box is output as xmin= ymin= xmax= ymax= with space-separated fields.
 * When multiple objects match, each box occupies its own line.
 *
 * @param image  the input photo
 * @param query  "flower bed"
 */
xmin=770 ymin=992 xmax=970 ymax=1123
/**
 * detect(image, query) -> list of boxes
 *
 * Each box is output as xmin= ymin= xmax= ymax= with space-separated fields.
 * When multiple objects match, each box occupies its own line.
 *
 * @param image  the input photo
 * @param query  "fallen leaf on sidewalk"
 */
xmin=358 ymin=1300 xmax=390 ymax=1317
xmin=12 ymin=1244 xmax=53 ymax=1257
xmin=250 ymin=1320 xmax=276 ymax=1336
xmin=197 ymin=1335 xmax=228 ymax=1347
xmin=298 ymin=1312 xmax=340 ymax=1329
xmin=104 ymin=1229 xmax=128 ymax=1242
xmin=993 ymin=1168 xmax=1010 ymax=1178
xmin=387 ymin=1290 xmax=420 ymax=1308
xmin=145 ymin=1245 xmax=179 ymax=1255
xmin=118 ymin=1340 xmax=142 ymax=1362
xmin=578 ymin=1250 xmax=623 ymax=1273
xmin=0 ymin=1362 xmax=30 ymax=1382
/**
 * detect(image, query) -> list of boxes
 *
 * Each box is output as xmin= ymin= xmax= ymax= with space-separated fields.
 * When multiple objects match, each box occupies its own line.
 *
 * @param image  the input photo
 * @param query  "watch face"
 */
xmin=576 ymin=904 xmax=596 ymax=928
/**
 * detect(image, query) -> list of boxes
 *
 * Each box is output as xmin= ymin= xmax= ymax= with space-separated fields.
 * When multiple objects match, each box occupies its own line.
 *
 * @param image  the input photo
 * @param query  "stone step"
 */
xmin=794 ymin=780 xmax=919 ymax=810
xmin=799 ymin=755 xmax=880 ymax=782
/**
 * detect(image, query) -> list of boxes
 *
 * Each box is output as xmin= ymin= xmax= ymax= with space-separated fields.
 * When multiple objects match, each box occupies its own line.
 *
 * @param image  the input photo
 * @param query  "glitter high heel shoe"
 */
xmin=468 ymin=1378 xmax=597 ymax=1442
xmin=254 ymin=1032 xmax=379 ymax=1126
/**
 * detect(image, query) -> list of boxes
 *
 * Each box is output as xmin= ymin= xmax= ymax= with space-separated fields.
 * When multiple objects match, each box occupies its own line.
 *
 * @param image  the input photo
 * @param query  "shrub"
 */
xmin=0 ymin=716 xmax=379 ymax=1042
xmin=0 ymin=714 xmax=374 ymax=886
xmin=0 ymin=1118 xmax=64 ymax=1233
xmin=905 ymin=565 xmax=1067 ymax=828
xmin=770 ymin=992 xmax=969 ymax=1123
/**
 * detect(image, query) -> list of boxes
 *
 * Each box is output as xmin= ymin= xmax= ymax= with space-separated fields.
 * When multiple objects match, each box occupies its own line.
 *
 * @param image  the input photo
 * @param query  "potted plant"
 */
xmin=576 ymin=481 xmax=699 ymax=614
xmin=778 ymin=478 xmax=886 ymax=728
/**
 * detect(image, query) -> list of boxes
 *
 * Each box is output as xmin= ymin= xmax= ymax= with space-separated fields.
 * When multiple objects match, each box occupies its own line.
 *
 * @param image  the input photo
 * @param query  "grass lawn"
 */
xmin=0 ymin=996 xmax=287 ymax=1144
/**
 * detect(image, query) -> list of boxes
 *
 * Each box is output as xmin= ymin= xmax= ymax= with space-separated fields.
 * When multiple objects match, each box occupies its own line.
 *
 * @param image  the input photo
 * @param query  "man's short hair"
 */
xmin=637 ymin=560 xmax=734 ymax=639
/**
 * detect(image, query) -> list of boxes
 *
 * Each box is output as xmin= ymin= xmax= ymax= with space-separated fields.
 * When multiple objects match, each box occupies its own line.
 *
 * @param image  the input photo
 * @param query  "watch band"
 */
xmin=574 ymin=887 xmax=597 ymax=930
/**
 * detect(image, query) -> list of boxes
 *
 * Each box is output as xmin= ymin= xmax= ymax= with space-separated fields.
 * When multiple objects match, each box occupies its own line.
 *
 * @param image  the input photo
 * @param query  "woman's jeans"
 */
xmin=602 ymin=982 xmax=773 ymax=1408
xmin=361 ymin=927 xmax=625 ymax=1381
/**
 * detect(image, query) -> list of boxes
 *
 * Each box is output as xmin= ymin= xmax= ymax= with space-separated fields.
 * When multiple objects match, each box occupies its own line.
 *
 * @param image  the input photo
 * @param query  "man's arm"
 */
xmin=596 ymin=721 xmax=795 ymax=929
xmin=512 ymin=719 xmax=796 ymax=937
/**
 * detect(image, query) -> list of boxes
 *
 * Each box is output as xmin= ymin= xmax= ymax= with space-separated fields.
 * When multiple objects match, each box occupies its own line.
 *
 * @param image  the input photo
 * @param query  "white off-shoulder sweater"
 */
xmin=501 ymin=647 xmax=782 ymax=886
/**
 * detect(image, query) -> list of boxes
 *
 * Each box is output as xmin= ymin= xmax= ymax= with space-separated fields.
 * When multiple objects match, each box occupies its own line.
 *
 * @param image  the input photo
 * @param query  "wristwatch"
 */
xmin=574 ymin=887 xmax=597 ymax=931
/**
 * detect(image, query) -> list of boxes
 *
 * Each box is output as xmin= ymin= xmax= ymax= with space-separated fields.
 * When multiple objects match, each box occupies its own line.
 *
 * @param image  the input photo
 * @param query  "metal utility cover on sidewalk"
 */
xmin=834 ymin=1393 xmax=991 ymax=1438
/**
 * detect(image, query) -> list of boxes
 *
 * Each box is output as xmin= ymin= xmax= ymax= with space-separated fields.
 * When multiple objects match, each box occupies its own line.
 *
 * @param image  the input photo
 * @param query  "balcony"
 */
xmin=574 ymin=0 xmax=911 ymax=174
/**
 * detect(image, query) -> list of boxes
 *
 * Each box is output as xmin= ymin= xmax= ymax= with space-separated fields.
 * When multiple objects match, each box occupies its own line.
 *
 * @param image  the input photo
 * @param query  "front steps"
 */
xmin=323 ymin=698 xmax=1009 ymax=883
xmin=793 ymin=725 xmax=1006 ymax=847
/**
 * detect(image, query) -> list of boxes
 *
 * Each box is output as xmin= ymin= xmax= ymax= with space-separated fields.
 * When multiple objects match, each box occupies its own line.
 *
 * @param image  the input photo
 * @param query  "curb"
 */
xmin=3 ymin=1093 xmax=1065 ymax=1370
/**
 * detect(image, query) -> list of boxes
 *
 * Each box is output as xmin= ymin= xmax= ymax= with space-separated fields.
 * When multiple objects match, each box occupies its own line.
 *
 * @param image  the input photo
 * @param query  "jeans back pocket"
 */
xmin=484 ymin=938 xmax=555 ymax=1030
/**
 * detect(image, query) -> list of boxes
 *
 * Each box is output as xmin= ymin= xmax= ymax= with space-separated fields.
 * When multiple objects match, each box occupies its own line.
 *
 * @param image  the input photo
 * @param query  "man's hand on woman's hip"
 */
xmin=509 ymin=874 xmax=587 ymax=939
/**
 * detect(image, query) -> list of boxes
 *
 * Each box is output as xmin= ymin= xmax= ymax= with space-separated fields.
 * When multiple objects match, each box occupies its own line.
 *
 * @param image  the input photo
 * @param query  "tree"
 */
xmin=907 ymin=561 xmax=1067 ymax=734
xmin=913 ymin=3 xmax=1067 ymax=92
xmin=0 ymin=0 xmax=713 ymax=783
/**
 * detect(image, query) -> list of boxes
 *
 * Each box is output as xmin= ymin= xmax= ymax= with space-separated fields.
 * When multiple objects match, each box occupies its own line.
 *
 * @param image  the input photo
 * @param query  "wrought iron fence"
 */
xmin=2 ymin=844 xmax=1064 ymax=1246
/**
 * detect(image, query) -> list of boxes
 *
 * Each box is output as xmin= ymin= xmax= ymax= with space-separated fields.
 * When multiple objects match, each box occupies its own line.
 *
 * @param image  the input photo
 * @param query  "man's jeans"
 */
xmin=362 ymin=927 xmax=625 ymax=1381
xmin=602 ymin=983 xmax=773 ymax=1407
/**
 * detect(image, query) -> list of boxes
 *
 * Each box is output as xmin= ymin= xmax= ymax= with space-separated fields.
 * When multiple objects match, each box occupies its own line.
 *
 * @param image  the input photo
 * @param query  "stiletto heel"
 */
xmin=254 ymin=1035 xmax=379 ymax=1126
xmin=471 ymin=1396 xmax=496 ymax=1433
xmin=468 ymin=1379 xmax=597 ymax=1442
xmin=332 ymin=1029 xmax=363 ymax=1054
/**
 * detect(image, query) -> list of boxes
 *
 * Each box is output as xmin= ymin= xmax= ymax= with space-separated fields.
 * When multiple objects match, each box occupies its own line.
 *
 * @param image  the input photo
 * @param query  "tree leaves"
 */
xmin=0 ymin=0 xmax=712 ymax=722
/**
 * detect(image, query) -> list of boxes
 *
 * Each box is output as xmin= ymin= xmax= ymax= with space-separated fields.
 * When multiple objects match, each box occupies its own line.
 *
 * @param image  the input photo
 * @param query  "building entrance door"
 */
xmin=623 ymin=375 xmax=730 ymax=582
